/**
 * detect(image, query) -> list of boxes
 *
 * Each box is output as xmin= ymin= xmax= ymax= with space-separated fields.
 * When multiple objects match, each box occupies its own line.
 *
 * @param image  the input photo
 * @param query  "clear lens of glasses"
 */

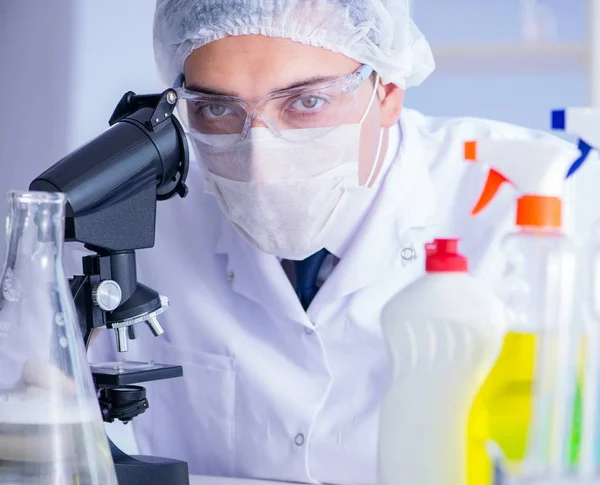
xmin=177 ymin=82 xmax=361 ymax=146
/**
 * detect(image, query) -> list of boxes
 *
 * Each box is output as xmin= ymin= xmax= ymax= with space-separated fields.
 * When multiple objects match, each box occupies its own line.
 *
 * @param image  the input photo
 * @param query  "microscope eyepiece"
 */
xmin=30 ymin=89 xmax=189 ymax=251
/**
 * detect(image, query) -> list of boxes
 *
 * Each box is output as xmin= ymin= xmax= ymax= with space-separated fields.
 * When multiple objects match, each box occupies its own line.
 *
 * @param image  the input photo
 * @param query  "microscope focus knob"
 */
xmin=92 ymin=280 xmax=123 ymax=311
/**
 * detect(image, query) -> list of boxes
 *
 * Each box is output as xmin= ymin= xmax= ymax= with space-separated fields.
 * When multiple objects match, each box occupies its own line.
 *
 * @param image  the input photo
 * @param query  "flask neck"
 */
xmin=3 ymin=191 xmax=66 ymax=274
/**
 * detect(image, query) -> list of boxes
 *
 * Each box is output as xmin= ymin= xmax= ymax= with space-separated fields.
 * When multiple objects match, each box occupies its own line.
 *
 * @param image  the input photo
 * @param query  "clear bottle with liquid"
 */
xmin=0 ymin=191 xmax=117 ymax=485
xmin=500 ymin=228 xmax=579 ymax=481
xmin=552 ymin=107 xmax=600 ymax=480
xmin=464 ymin=139 xmax=582 ymax=484
xmin=577 ymin=219 xmax=600 ymax=481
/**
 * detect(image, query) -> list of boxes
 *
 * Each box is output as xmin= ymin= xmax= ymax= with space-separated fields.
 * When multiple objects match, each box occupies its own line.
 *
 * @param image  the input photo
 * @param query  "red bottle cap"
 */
xmin=425 ymin=239 xmax=468 ymax=273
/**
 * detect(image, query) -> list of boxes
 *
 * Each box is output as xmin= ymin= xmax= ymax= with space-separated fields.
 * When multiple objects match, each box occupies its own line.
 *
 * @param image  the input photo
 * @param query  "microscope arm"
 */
xmin=69 ymin=274 xmax=97 ymax=349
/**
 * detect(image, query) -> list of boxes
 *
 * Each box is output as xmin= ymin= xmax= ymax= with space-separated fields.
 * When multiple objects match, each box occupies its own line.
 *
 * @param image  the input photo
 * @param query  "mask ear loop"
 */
xmin=358 ymin=75 xmax=384 ymax=188
xmin=359 ymin=74 xmax=380 ymax=124
xmin=365 ymin=129 xmax=384 ymax=188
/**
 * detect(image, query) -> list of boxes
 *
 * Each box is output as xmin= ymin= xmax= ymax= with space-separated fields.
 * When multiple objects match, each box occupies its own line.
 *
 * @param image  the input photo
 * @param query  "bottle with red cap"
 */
xmin=378 ymin=238 xmax=507 ymax=485
xmin=464 ymin=139 xmax=581 ymax=484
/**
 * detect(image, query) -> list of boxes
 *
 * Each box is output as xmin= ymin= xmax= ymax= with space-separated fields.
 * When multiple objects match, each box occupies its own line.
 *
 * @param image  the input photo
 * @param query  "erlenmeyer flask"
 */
xmin=0 ymin=191 xmax=117 ymax=485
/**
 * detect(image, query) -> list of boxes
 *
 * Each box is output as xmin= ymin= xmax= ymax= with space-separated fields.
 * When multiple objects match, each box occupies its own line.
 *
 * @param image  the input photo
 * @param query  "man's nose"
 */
xmin=249 ymin=117 xmax=271 ymax=130
xmin=247 ymin=106 xmax=279 ymax=134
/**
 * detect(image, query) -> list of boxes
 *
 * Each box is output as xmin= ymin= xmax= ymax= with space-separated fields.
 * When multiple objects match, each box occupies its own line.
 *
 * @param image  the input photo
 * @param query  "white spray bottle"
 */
xmin=465 ymin=139 xmax=581 ymax=482
xmin=552 ymin=107 xmax=600 ymax=479
xmin=378 ymin=238 xmax=507 ymax=485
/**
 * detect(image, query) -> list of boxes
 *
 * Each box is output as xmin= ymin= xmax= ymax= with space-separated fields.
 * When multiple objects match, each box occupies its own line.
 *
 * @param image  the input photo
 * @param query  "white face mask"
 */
xmin=190 ymin=85 xmax=383 ymax=260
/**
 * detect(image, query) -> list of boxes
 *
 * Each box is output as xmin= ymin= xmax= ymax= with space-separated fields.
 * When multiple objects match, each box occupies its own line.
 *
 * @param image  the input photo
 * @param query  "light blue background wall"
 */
xmin=409 ymin=0 xmax=587 ymax=130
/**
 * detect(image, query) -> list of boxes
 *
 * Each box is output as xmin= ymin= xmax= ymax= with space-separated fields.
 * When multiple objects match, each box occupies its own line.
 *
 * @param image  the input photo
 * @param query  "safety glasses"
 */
xmin=174 ymin=65 xmax=374 ymax=147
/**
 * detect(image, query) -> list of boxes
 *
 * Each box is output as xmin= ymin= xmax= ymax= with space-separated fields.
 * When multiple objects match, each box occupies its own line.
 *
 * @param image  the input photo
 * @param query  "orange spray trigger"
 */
xmin=472 ymin=170 xmax=509 ymax=215
xmin=464 ymin=141 xmax=477 ymax=161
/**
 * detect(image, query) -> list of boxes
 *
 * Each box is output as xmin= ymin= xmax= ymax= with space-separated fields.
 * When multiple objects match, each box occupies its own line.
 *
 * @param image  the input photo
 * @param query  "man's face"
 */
xmin=184 ymin=35 xmax=404 ymax=186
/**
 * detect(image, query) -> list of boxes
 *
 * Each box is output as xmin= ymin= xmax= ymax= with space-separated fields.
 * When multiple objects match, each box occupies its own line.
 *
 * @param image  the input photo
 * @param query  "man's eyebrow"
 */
xmin=184 ymin=84 xmax=240 ymax=96
xmin=185 ymin=75 xmax=344 ymax=97
xmin=273 ymin=75 xmax=342 ymax=93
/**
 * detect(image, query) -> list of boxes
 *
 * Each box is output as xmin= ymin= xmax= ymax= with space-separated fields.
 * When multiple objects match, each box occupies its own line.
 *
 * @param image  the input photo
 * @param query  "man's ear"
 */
xmin=378 ymin=82 xmax=404 ymax=128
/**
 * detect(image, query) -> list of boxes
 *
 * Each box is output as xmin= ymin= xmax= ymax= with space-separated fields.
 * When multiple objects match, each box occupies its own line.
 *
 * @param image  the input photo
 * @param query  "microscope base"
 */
xmin=114 ymin=454 xmax=189 ymax=485
xmin=109 ymin=438 xmax=189 ymax=485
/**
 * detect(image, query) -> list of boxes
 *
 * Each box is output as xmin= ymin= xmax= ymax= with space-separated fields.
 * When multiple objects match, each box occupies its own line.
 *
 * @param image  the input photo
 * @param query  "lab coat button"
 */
xmin=401 ymin=247 xmax=416 ymax=261
xmin=294 ymin=433 xmax=305 ymax=446
xmin=304 ymin=327 xmax=314 ymax=335
xmin=227 ymin=271 xmax=235 ymax=282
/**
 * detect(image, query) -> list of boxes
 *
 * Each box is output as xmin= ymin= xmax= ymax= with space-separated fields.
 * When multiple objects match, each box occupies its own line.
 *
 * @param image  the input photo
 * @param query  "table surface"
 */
xmin=190 ymin=476 xmax=280 ymax=485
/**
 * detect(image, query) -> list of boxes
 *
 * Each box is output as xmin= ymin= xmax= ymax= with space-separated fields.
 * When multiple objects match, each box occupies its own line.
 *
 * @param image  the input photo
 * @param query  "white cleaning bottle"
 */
xmin=465 ymin=139 xmax=581 ymax=482
xmin=552 ymin=107 xmax=600 ymax=480
xmin=378 ymin=238 xmax=507 ymax=485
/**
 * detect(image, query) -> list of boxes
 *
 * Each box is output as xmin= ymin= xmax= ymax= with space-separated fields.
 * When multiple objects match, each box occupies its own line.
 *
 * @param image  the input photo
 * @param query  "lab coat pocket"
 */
xmin=138 ymin=340 xmax=237 ymax=476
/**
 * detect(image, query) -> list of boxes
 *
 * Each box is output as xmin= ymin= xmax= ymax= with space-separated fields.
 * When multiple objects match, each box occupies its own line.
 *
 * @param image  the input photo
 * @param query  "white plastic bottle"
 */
xmin=378 ymin=238 xmax=507 ymax=485
xmin=552 ymin=107 xmax=600 ymax=480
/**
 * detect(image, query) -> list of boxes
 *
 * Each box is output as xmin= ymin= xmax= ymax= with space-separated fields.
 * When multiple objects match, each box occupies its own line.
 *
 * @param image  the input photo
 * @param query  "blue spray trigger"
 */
xmin=567 ymin=139 xmax=593 ymax=177
xmin=552 ymin=109 xmax=566 ymax=130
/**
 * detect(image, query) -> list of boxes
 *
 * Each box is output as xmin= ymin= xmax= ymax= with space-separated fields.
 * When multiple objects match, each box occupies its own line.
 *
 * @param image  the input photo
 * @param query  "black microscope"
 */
xmin=30 ymin=88 xmax=191 ymax=485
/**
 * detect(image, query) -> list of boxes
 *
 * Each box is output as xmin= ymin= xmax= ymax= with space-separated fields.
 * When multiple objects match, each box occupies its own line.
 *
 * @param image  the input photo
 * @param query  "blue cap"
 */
xmin=551 ymin=110 xmax=566 ymax=130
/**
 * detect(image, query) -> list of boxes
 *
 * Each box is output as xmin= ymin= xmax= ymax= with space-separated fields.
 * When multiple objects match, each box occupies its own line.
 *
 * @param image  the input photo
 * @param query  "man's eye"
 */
xmin=292 ymin=96 xmax=325 ymax=111
xmin=201 ymin=104 xmax=231 ymax=118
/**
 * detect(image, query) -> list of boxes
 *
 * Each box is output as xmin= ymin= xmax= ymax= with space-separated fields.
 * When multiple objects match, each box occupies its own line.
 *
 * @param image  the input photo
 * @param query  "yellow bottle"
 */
xmin=467 ymin=333 xmax=536 ymax=485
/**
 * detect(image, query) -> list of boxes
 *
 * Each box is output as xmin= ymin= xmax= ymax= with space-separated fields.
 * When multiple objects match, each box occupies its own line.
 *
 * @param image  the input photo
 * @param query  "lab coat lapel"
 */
xmin=214 ymin=216 xmax=307 ymax=323
xmin=307 ymin=129 xmax=439 ymax=313
xmin=185 ymin=155 xmax=300 ymax=322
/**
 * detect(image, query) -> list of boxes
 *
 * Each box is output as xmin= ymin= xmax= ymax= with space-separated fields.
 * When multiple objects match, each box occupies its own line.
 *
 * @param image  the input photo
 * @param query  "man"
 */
xmin=88 ymin=0 xmax=570 ymax=483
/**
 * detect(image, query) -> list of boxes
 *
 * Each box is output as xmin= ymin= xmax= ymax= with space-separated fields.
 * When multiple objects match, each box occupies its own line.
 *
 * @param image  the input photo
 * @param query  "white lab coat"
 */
xmin=82 ymin=108 xmax=569 ymax=484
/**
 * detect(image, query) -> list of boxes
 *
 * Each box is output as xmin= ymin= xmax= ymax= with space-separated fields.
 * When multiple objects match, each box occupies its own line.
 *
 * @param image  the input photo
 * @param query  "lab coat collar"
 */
xmin=323 ymin=124 xmax=401 ymax=259
xmin=306 ymin=111 xmax=439 ymax=314
xmin=214 ymin=109 xmax=438 ymax=324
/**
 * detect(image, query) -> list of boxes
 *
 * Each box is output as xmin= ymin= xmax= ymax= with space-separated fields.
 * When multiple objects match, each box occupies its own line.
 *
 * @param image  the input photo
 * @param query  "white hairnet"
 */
xmin=153 ymin=0 xmax=435 ymax=89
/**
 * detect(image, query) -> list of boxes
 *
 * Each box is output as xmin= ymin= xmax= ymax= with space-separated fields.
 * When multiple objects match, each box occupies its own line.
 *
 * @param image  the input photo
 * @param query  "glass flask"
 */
xmin=0 ymin=191 xmax=118 ymax=485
